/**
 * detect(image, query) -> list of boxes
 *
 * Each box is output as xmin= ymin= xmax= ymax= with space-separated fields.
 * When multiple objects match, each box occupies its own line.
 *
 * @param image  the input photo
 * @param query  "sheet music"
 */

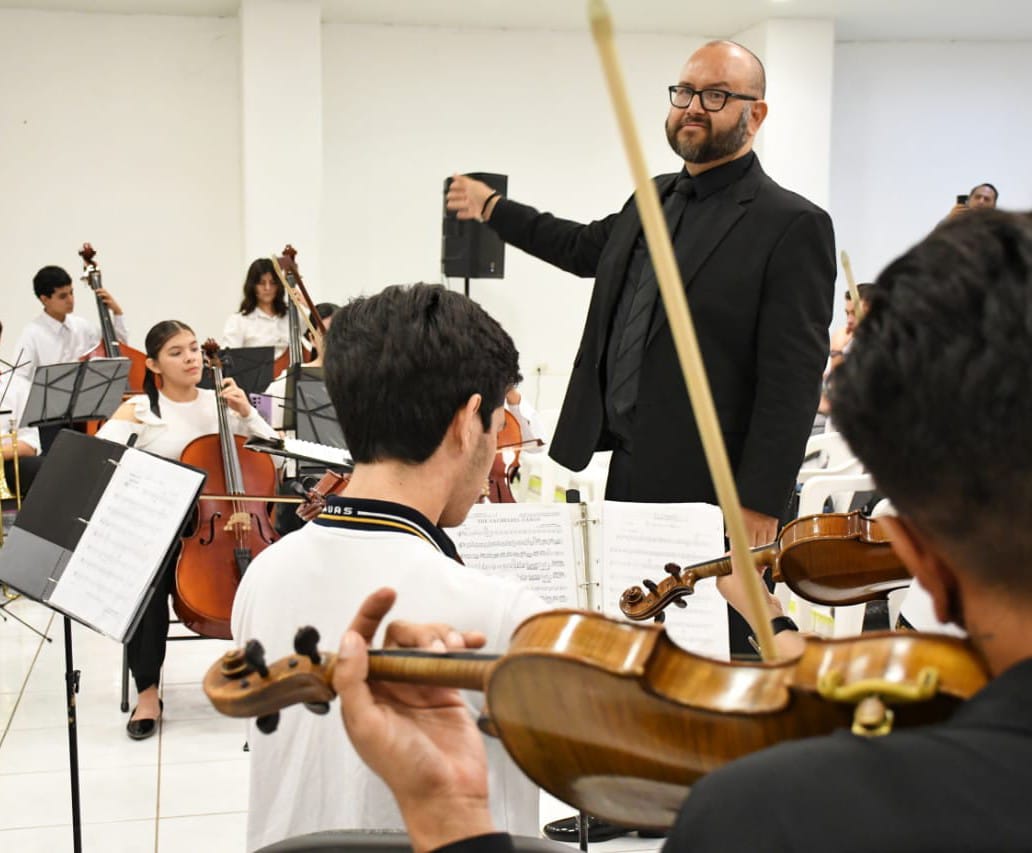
xmin=600 ymin=501 xmax=729 ymax=660
xmin=47 ymin=448 xmax=204 ymax=641
xmin=451 ymin=503 xmax=579 ymax=607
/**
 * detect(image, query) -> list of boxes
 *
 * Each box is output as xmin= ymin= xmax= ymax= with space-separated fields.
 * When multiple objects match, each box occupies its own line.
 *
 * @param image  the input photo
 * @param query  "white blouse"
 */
xmin=96 ymin=389 xmax=278 ymax=460
xmin=221 ymin=310 xmax=290 ymax=356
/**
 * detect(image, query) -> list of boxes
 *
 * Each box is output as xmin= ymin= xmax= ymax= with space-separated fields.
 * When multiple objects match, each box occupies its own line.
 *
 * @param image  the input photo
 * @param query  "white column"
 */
xmin=240 ymin=0 xmax=323 ymax=288
xmin=732 ymin=19 xmax=835 ymax=209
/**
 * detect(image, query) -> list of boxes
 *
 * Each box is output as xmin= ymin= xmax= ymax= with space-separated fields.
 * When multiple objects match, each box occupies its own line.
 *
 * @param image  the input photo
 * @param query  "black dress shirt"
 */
xmin=603 ymin=152 xmax=757 ymax=447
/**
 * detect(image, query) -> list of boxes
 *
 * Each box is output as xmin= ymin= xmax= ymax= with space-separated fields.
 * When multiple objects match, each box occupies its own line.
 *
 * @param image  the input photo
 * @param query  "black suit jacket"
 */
xmin=489 ymin=156 xmax=835 ymax=516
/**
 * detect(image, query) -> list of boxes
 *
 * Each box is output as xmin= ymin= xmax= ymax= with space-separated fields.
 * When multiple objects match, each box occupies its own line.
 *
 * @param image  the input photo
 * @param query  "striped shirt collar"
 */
xmin=314 ymin=495 xmax=460 ymax=562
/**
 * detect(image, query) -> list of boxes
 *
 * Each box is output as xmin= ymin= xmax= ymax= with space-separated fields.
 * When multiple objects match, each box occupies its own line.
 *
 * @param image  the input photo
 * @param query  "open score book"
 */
xmin=452 ymin=501 xmax=730 ymax=661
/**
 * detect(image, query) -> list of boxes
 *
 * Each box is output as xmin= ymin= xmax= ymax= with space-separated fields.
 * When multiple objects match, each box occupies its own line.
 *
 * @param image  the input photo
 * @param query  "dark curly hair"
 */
xmin=324 ymin=284 xmax=521 ymax=464
xmin=830 ymin=210 xmax=1032 ymax=591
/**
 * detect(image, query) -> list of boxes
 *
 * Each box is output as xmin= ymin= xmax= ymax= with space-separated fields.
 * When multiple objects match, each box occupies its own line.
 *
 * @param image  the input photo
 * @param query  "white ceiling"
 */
xmin=2 ymin=0 xmax=1030 ymax=41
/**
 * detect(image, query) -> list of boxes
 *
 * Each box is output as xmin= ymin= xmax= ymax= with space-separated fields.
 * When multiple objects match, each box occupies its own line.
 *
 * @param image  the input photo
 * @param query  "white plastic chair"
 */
xmin=797 ymin=432 xmax=863 ymax=484
xmin=789 ymin=472 xmax=876 ymax=636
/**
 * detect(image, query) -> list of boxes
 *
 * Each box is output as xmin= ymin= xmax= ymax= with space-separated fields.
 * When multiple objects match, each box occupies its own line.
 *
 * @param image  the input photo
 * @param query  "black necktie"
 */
xmin=609 ymin=173 xmax=694 ymax=417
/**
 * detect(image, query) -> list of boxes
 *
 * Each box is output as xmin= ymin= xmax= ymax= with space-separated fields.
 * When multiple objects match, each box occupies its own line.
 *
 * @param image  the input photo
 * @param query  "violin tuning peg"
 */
xmin=294 ymin=626 xmax=322 ymax=665
xmin=663 ymin=562 xmax=683 ymax=578
xmin=244 ymin=639 xmax=270 ymax=678
xmin=673 ymin=597 xmax=687 ymax=608
xmin=642 ymin=579 xmax=659 ymax=594
xmin=303 ymin=701 xmax=331 ymax=716
xmin=654 ymin=611 xmax=666 ymax=624
xmin=256 ymin=711 xmax=280 ymax=734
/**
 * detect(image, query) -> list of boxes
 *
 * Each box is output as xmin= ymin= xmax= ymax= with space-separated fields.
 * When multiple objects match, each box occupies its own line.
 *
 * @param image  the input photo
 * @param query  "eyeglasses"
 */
xmin=668 ymin=85 xmax=759 ymax=112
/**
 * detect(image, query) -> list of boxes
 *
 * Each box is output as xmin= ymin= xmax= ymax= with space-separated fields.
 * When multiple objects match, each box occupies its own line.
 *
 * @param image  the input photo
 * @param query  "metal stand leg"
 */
xmin=120 ymin=645 xmax=130 ymax=712
xmin=577 ymin=811 xmax=589 ymax=851
xmin=63 ymin=616 xmax=83 ymax=853
xmin=0 ymin=592 xmax=52 ymax=642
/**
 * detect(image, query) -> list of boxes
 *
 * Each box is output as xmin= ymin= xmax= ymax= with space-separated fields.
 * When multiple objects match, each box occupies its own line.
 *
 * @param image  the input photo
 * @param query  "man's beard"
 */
xmin=666 ymin=106 xmax=751 ymax=164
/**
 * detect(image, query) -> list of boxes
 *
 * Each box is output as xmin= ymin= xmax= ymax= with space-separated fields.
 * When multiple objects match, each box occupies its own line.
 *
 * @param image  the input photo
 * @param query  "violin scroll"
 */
xmin=78 ymin=242 xmax=98 ymax=270
xmin=205 ymin=631 xmax=337 ymax=722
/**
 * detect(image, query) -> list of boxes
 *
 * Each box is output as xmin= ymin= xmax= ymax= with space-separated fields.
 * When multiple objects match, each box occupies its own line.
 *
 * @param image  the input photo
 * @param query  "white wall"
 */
xmin=0 ymin=9 xmax=241 ymax=366
xmin=321 ymin=24 xmax=706 ymax=410
xmin=7 ymin=10 xmax=1027 ymax=416
xmin=829 ymin=41 xmax=1032 ymax=308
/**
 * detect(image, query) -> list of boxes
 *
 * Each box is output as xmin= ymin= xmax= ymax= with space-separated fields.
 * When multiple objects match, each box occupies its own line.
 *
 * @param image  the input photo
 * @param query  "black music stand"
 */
xmin=198 ymin=345 xmax=275 ymax=396
xmin=0 ymin=431 xmax=205 ymax=853
xmin=21 ymin=359 xmax=129 ymax=453
xmin=283 ymin=366 xmax=347 ymax=448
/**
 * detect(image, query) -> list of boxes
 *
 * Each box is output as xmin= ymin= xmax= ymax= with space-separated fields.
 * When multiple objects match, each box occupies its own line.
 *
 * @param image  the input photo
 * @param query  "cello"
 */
xmin=271 ymin=245 xmax=325 ymax=377
xmin=77 ymin=243 xmax=148 ymax=394
xmin=174 ymin=340 xmax=279 ymax=639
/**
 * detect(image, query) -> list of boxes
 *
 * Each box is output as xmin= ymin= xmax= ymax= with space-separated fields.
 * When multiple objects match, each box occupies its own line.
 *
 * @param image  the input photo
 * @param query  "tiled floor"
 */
xmin=0 ymin=596 xmax=664 ymax=852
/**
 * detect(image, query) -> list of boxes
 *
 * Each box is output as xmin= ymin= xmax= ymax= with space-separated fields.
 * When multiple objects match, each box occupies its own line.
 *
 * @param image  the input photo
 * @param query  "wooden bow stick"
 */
xmin=269 ymin=254 xmax=324 ymax=347
xmin=840 ymin=250 xmax=865 ymax=323
xmin=588 ymin=0 xmax=777 ymax=659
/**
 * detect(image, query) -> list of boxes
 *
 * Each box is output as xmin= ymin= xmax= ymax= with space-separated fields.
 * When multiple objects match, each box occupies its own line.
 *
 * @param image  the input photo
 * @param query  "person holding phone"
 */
xmin=946 ymin=182 xmax=998 ymax=220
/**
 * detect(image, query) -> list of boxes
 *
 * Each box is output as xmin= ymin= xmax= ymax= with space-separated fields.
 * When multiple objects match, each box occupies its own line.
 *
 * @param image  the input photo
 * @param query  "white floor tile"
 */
xmin=158 ymin=759 xmax=249 ymax=818
xmin=0 ymin=718 xmax=159 ymax=774
xmin=0 ymin=819 xmax=155 ymax=853
xmin=160 ymin=636 xmax=235 ymax=687
xmin=0 ymin=763 xmax=158 ymax=829
xmin=160 ymin=714 xmax=249 ymax=765
xmin=159 ymin=681 xmax=224 ymax=723
xmin=158 ymin=811 xmax=247 ymax=853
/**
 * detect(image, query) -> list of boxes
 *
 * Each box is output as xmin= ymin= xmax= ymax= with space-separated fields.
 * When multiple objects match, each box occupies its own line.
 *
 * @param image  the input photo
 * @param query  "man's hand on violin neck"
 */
xmin=334 ymin=589 xmax=495 ymax=853
xmin=740 ymin=507 xmax=778 ymax=547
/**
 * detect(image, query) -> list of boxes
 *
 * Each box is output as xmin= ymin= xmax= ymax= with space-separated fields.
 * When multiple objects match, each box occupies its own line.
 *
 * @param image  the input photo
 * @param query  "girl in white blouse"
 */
xmin=221 ymin=258 xmax=290 ymax=355
xmin=98 ymin=319 xmax=278 ymax=739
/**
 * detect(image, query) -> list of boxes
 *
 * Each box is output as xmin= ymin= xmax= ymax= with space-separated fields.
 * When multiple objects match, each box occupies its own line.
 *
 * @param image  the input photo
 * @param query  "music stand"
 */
xmin=198 ymin=345 xmax=275 ymax=396
xmin=0 ymin=430 xmax=205 ymax=853
xmin=284 ymin=366 xmax=347 ymax=449
xmin=21 ymin=358 xmax=129 ymax=427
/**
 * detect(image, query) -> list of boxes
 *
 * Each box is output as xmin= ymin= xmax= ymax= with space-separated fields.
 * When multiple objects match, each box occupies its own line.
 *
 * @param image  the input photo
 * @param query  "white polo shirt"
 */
xmin=232 ymin=495 xmax=545 ymax=852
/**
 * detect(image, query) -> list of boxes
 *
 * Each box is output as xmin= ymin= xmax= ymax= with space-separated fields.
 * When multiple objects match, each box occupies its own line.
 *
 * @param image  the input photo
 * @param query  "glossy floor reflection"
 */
xmin=0 ymin=597 xmax=663 ymax=852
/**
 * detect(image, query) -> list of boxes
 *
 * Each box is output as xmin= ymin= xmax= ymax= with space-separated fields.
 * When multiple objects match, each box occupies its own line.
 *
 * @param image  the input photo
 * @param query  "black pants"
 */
xmin=126 ymin=545 xmax=178 ymax=694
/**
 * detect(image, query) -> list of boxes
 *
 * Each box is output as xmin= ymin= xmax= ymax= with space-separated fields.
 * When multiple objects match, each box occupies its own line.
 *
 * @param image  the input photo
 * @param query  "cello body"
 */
xmin=174 ymin=342 xmax=279 ymax=639
xmin=175 ymin=434 xmax=278 ymax=639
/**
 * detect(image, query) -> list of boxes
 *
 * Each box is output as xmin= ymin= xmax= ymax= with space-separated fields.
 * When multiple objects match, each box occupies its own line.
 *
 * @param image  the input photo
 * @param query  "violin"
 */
xmin=271 ymin=245 xmax=324 ymax=378
xmin=620 ymin=510 xmax=912 ymax=622
xmin=77 ymin=243 xmax=148 ymax=393
xmin=174 ymin=340 xmax=279 ymax=639
xmin=205 ymin=609 xmax=988 ymax=830
xmin=295 ymin=468 xmax=351 ymax=522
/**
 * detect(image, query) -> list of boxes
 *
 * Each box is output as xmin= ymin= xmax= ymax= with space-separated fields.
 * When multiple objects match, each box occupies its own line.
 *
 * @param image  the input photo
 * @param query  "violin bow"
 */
xmin=840 ymin=250 xmax=865 ymax=323
xmin=588 ymin=0 xmax=777 ymax=660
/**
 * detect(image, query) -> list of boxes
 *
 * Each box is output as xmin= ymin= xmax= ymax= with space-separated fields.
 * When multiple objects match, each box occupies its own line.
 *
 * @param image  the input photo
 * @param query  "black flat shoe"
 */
xmin=542 ymin=815 xmax=631 ymax=843
xmin=126 ymin=699 xmax=163 ymax=741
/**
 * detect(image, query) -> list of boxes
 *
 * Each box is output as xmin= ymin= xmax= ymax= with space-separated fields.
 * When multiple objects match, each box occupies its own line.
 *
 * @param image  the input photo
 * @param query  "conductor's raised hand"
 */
xmin=333 ymin=588 xmax=495 ymax=852
xmin=445 ymin=173 xmax=499 ymax=222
